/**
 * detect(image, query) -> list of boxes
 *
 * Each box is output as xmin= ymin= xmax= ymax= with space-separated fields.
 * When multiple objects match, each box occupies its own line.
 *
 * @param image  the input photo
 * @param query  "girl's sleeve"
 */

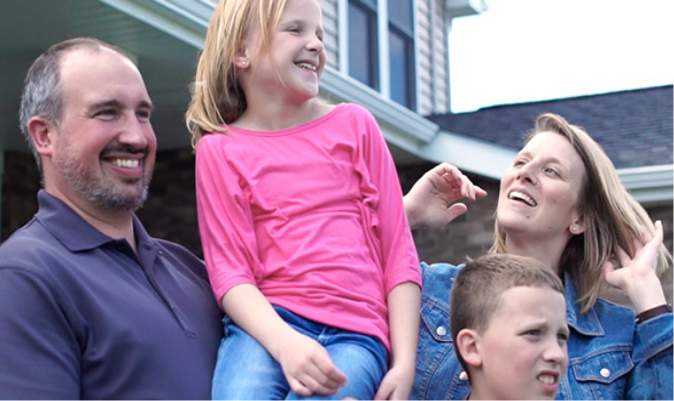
xmin=195 ymin=135 xmax=260 ymax=304
xmin=357 ymin=107 xmax=421 ymax=293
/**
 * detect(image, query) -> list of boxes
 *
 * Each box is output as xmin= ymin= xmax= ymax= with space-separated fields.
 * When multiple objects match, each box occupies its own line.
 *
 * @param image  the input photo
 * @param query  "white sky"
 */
xmin=448 ymin=0 xmax=674 ymax=112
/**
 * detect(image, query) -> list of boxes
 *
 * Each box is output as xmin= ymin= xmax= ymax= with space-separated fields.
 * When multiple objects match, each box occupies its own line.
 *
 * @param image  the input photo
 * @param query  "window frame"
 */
xmin=339 ymin=0 xmax=420 ymax=111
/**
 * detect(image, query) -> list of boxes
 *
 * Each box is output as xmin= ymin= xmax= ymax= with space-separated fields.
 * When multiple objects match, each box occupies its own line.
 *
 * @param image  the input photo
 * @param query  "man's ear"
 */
xmin=456 ymin=328 xmax=482 ymax=368
xmin=26 ymin=116 xmax=56 ymax=156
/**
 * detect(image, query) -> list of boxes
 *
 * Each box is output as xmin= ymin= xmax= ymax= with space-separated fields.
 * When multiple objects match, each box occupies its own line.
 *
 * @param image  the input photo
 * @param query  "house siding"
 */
xmin=417 ymin=0 xmax=449 ymax=115
xmin=321 ymin=0 xmax=340 ymax=70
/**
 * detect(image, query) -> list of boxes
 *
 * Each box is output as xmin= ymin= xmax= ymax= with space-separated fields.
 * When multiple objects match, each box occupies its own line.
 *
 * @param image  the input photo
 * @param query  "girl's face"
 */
xmin=496 ymin=131 xmax=587 ymax=244
xmin=240 ymin=0 xmax=326 ymax=104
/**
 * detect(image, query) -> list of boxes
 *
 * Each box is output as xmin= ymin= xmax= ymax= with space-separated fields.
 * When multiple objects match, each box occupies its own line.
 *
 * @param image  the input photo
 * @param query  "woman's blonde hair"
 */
xmin=185 ymin=0 xmax=288 ymax=146
xmin=490 ymin=113 xmax=671 ymax=313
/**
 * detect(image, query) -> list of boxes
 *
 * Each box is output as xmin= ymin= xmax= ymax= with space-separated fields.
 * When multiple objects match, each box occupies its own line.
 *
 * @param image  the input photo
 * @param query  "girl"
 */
xmin=405 ymin=113 xmax=672 ymax=399
xmin=185 ymin=0 xmax=421 ymax=399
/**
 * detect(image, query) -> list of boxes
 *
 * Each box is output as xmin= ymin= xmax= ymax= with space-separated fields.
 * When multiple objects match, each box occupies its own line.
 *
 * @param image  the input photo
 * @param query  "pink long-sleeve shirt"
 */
xmin=195 ymin=103 xmax=420 ymax=350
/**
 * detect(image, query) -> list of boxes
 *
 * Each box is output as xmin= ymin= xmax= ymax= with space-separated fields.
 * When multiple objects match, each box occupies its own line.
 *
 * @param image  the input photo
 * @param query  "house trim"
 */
xmin=96 ymin=0 xmax=672 ymax=205
xmin=98 ymin=0 xmax=209 ymax=47
xmin=618 ymin=165 xmax=674 ymax=204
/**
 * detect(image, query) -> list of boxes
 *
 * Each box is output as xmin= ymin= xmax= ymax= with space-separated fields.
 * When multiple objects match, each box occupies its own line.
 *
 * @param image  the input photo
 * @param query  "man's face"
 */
xmin=48 ymin=47 xmax=156 ymax=212
xmin=473 ymin=286 xmax=569 ymax=399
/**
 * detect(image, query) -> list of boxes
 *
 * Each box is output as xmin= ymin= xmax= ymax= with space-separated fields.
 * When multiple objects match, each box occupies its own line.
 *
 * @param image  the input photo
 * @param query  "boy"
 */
xmin=450 ymin=254 xmax=569 ymax=400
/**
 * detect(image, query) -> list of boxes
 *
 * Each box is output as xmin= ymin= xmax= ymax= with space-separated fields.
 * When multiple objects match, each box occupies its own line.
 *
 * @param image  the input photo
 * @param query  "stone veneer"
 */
xmin=2 ymin=151 xmax=672 ymax=304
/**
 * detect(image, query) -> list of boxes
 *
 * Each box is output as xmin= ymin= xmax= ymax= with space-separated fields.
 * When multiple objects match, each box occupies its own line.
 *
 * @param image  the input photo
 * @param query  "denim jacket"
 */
xmin=412 ymin=262 xmax=673 ymax=400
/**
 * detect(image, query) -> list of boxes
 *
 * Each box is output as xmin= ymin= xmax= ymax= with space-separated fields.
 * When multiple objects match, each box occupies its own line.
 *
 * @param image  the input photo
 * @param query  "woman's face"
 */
xmin=497 ymin=131 xmax=587 ymax=243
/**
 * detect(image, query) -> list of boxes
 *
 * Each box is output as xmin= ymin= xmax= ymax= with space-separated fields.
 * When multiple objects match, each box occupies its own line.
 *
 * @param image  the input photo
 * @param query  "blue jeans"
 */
xmin=212 ymin=306 xmax=388 ymax=400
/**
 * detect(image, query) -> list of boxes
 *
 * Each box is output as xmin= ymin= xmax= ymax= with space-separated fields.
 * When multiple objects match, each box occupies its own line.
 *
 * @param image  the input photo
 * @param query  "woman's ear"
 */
xmin=456 ymin=328 xmax=482 ymax=368
xmin=569 ymin=214 xmax=586 ymax=235
xmin=26 ymin=116 xmax=56 ymax=157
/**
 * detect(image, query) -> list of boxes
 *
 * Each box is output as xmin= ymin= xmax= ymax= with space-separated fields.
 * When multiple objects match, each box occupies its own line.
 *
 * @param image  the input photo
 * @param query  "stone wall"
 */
xmin=2 ymin=153 xmax=672 ymax=305
xmin=2 ymin=152 xmax=40 ymax=240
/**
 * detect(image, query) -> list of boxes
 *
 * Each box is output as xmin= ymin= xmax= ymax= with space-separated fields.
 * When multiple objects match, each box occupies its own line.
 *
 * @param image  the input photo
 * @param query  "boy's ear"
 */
xmin=456 ymin=328 xmax=483 ymax=368
xmin=26 ymin=116 xmax=56 ymax=157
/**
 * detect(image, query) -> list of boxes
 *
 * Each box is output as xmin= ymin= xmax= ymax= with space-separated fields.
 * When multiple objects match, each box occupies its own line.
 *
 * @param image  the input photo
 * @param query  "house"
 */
xmin=1 ymin=0 xmax=488 ymax=247
xmin=1 ymin=0 xmax=671 ymax=283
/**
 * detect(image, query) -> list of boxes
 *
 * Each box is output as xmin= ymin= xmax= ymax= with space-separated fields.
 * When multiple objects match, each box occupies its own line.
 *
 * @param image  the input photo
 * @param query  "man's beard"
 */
xmin=53 ymin=143 xmax=152 ymax=212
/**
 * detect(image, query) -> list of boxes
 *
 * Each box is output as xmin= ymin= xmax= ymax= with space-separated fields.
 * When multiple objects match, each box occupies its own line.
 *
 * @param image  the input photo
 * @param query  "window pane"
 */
xmin=348 ymin=2 xmax=378 ymax=89
xmin=389 ymin=30 xmax=413 ymax=107
xmin=361 ymin=0 xmax=377 ymax=10
xmin=388 ymin=0 xmax=413 ymax=33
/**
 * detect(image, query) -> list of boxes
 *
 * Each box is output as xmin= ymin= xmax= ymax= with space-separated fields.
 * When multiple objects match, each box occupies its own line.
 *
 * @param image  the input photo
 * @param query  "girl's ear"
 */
xmin=26 ymin=116 xmax=56 ymax=157
xmin=233 ymin=48 xmax=250 ymax=69
xmin=456 ymin=328 xmax=483 ymax=368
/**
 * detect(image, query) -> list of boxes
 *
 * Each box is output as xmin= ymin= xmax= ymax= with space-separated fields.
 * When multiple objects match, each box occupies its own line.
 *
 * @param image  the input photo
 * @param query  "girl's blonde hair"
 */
xmin=490 ymin=113 xmax=671 ymax=313
xmin=185 ymin=0 xmax=288 ymax=146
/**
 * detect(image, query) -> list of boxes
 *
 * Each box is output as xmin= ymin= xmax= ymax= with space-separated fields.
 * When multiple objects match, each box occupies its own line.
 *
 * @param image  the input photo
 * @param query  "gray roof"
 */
xmin=427 ymin=86 xmax=673 ymax=169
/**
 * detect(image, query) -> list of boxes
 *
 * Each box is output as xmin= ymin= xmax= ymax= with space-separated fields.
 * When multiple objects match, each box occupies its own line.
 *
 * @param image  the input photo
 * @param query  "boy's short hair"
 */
xmin=450 ymin=254 xmax=564 ymax=372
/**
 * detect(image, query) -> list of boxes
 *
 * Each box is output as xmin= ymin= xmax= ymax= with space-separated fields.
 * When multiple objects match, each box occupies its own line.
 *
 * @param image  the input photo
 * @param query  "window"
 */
xmin=344 ymin=0 xmax=417 ymax=110
xmin=388 ymin=0 xmax=415 ymax=108
xmin=348 ymin=0 xmax=379 ymax=89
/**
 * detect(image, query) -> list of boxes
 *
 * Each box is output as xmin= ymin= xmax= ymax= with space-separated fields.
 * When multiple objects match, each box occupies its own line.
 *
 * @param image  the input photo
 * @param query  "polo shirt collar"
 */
xmin=564 ymin=271 xmax=604 ymax=336
xmin=36 ymin=190 xmax=154 ymax=252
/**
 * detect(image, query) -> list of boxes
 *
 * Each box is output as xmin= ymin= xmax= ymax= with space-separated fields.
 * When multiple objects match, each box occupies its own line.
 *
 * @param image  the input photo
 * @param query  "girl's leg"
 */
xmin=212 ymin=318 xmax=289 ymax=400
xmin=285 ymin=329 xmax=388 ymax=400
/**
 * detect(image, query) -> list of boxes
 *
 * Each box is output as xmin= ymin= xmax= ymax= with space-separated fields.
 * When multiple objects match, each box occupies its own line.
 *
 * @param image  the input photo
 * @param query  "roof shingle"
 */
xmin=427 ymin=86 xmax=673 ymax=169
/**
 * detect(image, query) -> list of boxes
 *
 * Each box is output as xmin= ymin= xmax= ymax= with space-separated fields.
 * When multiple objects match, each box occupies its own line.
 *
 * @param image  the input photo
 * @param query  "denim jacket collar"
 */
xmin=564 ymin=272 xmax=605 ymax=336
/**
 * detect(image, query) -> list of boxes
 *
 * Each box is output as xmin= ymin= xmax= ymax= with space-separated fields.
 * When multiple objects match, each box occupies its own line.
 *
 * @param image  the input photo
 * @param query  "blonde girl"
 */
xmin=186 ymin=0 xmax=421 ymax=399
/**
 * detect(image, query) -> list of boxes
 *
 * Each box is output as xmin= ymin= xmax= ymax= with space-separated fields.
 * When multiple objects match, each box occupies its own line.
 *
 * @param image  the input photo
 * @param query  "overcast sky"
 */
xmin=448 ymin=0 xmax=673 ymax=112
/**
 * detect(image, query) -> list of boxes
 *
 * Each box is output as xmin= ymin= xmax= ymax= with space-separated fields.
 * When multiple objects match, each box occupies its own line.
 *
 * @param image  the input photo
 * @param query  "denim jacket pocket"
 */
xmin=421 ymin=297 xmax=453 ymax=343
xmin=413 ymin=297 xmax=467 ymax=400
xmin=569 ymin=348 xmax=633 ymax=399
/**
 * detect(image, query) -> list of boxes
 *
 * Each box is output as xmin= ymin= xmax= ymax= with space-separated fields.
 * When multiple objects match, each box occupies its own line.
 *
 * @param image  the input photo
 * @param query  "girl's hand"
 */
xmin=374 ymin=363 xmax=415 ymax=400
xmin=276 ymin=330 xmax=347 ymax=396
xmin=404 ymin=163 xmax=487 ymax=229
xmin=603 ymin=220 xmax=667 ymax=313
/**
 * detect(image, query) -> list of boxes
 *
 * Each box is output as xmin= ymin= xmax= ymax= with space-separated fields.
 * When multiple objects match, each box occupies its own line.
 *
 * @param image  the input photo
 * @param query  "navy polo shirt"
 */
xmin=0 ymin=191 xmax=223 ymax=399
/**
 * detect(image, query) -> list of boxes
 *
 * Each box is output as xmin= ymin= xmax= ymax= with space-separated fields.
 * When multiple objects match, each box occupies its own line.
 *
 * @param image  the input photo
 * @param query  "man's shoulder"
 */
xmin=155 ymin=238 xmax=200 ymax=260
xmin=0 ymin=218 xmax=69 ymax=286
xmin=153 ymin=238 xmax=208 ymax=277
xmin=1 ymin=217 xmax=59 ymax=262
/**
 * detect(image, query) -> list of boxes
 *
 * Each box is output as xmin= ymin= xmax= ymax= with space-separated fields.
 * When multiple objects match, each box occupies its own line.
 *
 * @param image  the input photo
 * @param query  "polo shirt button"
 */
xmin=459 ymin=371 xmax=468 ymax=381
xmin=436 ymin=326 xmax=447 ymax=336
xmin=600 ymin=368 xmax=610 ymax=378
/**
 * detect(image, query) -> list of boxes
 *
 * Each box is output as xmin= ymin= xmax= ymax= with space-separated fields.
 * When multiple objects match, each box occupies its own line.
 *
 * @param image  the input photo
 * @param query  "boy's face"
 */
xmin=471 ymin=286 xmax=569 ymax=399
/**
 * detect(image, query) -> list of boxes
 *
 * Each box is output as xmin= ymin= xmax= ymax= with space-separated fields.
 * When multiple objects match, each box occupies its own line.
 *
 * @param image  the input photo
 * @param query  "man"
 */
xmin=0 ymin=38 xmax=222 ymax=399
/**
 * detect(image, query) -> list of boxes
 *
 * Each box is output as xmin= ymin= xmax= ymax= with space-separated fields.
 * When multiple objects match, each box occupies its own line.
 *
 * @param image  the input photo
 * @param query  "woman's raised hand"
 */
xmin=403 ymin=163 xmax=487 ymax=229
xmin=603 ymin=220 xmax=667 ymax=313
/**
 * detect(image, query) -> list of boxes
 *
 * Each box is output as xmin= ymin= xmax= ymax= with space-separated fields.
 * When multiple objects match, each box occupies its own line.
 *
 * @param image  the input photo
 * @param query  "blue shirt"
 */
xmin=0 ymin=191 xmax=223 ymax=399
xmin=412 ymin=262 xmax=673 ymax=400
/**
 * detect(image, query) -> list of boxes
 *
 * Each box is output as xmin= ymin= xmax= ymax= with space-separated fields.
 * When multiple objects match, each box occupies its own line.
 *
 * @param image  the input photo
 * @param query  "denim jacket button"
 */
xmin=459 ymin=371 xmax=468 ymax=381
xmin=600 ymin=368 xmax=610 ymax=378
xmin=436 ymin=326 xmax=447 ymax=336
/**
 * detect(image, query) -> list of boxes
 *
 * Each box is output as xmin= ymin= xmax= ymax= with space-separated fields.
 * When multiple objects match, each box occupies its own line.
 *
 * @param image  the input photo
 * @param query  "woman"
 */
xmin=406 ymin=113 xmax=672 ymax=399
